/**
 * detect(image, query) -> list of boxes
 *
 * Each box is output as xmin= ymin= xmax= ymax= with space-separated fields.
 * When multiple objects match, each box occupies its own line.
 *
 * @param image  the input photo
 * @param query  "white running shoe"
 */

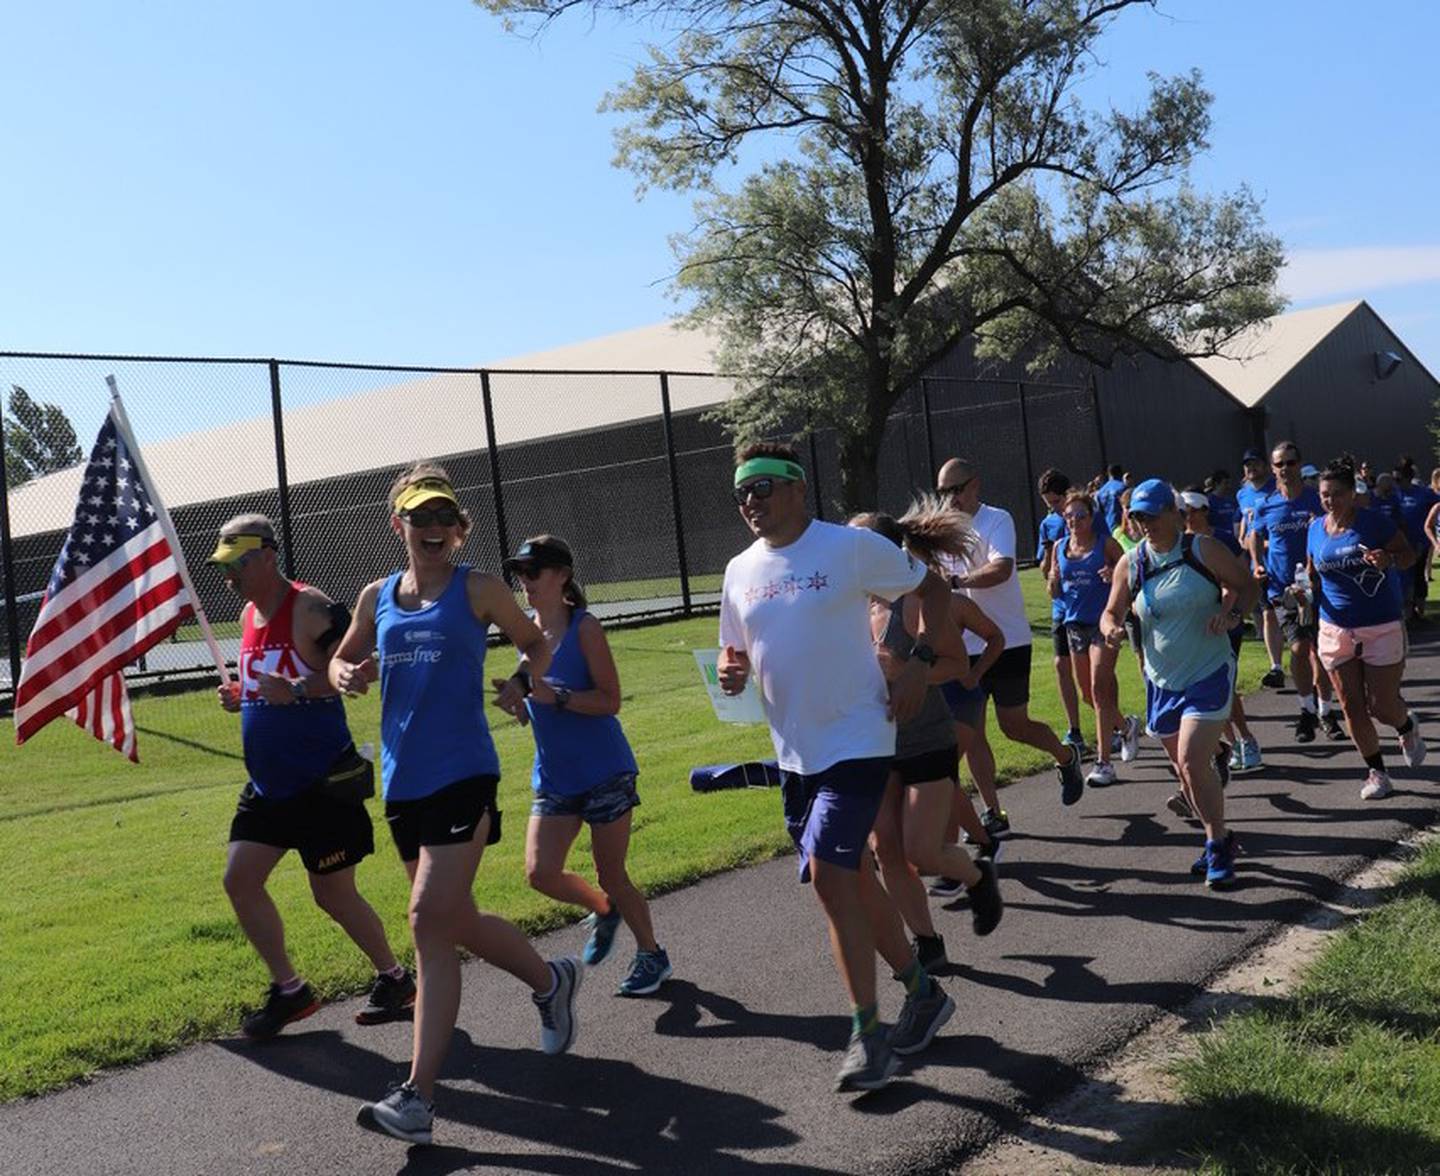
xmin=534 ymin=956 xmax=582 ymax=1055
xmin=362 ymin=1082 xmax=434 ymax=1145
xmin=1360 ymin=769 xmax=1393 ymax=801
xmin=1085 ymin=761 xmax=1117 ymax=788
xmin=1400 ymin=722 xmax=1427 ymax=768
xmin=1119 ymin=715 xmax=1142 ymax=763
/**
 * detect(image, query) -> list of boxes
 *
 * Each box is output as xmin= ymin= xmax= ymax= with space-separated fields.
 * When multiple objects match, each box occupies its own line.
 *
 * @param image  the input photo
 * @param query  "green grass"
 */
xmin=1168 ymin=838 xmax=1440 ymax=1174
xmin=0 ymin=569 xmax=1268 ymax=1100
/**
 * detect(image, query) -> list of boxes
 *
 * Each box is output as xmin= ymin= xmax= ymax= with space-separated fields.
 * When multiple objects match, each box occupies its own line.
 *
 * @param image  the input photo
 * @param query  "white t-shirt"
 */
xmin=940 ymin=503 xmax=1032 ymax=655
xmin=719 ymin=519 xmax=926 ymax=774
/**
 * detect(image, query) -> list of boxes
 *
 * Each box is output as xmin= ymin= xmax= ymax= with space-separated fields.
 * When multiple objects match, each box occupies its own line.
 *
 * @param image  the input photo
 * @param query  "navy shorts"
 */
xmin=531 ymin=772 xmax=640 ymax=825
xmin=384 ymin=774 xmax=502 ymax=863
xmin=781 ymin=757 xmax=890 ymax=883
xmin=940 ymin=679 xmax=986 ymax=731
xmin=1051 ymin=616 xmax=1070 ymax=659
xmin=1146 ymin=661 xmax=1234 ymax=738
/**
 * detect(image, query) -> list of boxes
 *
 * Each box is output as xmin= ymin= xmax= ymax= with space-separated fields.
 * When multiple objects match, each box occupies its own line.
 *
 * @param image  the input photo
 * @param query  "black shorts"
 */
xmin=384 ymin=775 xmax=502 ymax=863
xmin=1050 ymin=617 xmax=1070 ymax=659
xmin=1274 ymin=594 xmax=1318 ymax=646
xmin=1066 ymin=621 xmax=1103 ymax=655
xmin=230 ymin=782 xmax=375 ymax=875
xmin=893 ymin=745 xmax=959 ymax=786
xmin=978 ymin=643 xmax=1032 ymax=709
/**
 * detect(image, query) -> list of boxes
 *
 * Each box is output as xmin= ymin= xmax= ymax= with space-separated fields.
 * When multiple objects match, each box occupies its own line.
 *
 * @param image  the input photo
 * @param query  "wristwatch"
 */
xmin=911 ymin=642 xmax=937 ymax=666
xmin=290 ymin=678 xmax=307 ymax=701
xmin=553 ymin=687 xmax=572 ymax=710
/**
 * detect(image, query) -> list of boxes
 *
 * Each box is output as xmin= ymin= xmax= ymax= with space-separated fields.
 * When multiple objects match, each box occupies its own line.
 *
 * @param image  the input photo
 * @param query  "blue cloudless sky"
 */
xmin=2 ymin=1 xmax=1437 ymax=415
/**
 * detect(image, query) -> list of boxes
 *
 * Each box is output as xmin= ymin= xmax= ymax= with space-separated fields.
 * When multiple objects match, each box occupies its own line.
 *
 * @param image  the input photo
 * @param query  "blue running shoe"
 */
xmin=1205 ymin=835 xmax=1237 ymax=889
xmin=1190 ymin=841 xmax=1210 ymax=877
xmin=618 ymin=947 xmax=672 ymax=996
xmin=582 ymin=906 xmax=622 ymax=966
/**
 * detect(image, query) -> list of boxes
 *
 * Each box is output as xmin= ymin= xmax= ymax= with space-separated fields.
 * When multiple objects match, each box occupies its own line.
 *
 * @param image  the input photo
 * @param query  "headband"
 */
xmin=734 ymin=457 xmax=806 ymax=488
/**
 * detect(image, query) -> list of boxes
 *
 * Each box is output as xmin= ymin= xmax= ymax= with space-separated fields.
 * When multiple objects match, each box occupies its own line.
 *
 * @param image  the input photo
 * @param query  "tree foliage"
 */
xmin=4 ymin=386 xmax=83 ymax=489
xmin=480 ymin=0 xmax=1285 ymax=509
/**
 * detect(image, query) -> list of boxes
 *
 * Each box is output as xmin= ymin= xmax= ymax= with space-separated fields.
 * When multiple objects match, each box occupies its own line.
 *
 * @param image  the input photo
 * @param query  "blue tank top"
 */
xmin=1056 ymin=538 xmax=1110 ymax=625
xmin=524 ymin=609 xmax=638 ymax=796
xmin=1130 ymin=536 xmax=1231 ymax=691
xmin=375 ymin=564 xmax=501 ymax=801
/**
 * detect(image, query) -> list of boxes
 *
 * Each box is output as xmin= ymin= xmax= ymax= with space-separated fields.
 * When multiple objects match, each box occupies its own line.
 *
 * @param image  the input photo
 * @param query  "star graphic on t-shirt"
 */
xmin=806 ymin=571 xmax=829 ymax=592
xmin=782 ymin=574 xmax=803 ymax=596
xmin=763 ymin=579 xmax=783 ymax=600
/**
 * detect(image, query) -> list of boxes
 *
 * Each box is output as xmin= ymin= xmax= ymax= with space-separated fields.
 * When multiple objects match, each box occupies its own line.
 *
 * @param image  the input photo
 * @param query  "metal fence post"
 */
xmin=1089 ymin=371 xmax=1109 ymax=471
xmin=920 ymin=377 xmax=936 ymax=480
xmin=268 ymin=360 xmax=297 ymax=580
xmin=808 ymin=428 xmax=825 ymax=521
xmin=480 ymin=369 xmax=510 ymax=563
xmin=658 ymin=373 xmax=692 ymax=616
xmin=1016 ymin=381 xmax=1039 ymax=541
xmin=0 ymin=409 xmax=22 ymax=690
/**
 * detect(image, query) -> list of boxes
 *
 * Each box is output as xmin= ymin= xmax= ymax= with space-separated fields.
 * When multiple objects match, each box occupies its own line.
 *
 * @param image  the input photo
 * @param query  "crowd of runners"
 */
xmin=204 ymin=441 xmax=1435 ymax=1140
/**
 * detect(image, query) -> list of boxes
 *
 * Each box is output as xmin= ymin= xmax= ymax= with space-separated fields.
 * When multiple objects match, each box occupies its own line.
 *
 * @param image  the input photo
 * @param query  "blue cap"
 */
xmin=1129 ymin=478 xmax=1177 ymax=516
xmin=1241 ymin=447 xmax=1264 ymax=462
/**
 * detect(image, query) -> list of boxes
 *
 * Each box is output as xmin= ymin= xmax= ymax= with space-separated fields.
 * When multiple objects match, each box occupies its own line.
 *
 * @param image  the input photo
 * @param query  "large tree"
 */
xmin=4 ymin=386 xmax=83 ymax=489
xmin=482 ymin=0 xmax=1284 ymax=509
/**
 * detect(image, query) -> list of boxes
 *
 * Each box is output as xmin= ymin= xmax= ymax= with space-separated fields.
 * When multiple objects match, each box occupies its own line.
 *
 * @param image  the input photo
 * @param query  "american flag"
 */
xmin=14 ymin=408 xmax=195 ymax=760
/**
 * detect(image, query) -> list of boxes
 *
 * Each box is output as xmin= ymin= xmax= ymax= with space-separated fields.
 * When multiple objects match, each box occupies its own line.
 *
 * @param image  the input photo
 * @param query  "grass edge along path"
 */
xmin=1167 ymin=833 xmax=1440 ymax=1174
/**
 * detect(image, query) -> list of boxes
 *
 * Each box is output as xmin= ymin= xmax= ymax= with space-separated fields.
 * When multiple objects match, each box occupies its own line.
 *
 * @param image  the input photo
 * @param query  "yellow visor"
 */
xmin=207 ymin=533 xmax=270 ymax=565
xmin=393 ymin=477 xmax=459 ymax=514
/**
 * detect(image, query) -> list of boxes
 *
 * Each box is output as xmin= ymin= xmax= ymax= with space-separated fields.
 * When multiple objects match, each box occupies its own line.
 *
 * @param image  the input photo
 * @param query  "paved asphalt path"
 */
xmin=6 ymin=633 xmax=1440 ymax=1175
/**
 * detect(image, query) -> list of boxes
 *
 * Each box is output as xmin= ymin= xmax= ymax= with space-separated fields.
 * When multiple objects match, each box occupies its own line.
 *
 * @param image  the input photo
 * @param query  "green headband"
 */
xmin=734 ymin=457 xmax=806 ymax=488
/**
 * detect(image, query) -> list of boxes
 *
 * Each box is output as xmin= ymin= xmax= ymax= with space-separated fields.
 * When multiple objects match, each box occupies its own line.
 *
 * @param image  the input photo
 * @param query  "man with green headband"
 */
xmin=718 ymin=442 xmax=966 ymax=1093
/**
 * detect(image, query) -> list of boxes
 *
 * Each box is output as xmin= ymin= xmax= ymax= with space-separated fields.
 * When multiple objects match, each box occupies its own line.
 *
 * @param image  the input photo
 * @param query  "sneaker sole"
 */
xmin=926 ymin=883 xmax=965 ymax=899
xmin=242 ymin=998 xmax=321 ymax=1040
xmin=618 ymin=963 xmax=673 ymax=997
xmin=835 ymin=1052 xmax=901 ymax=1092
xmin=354 ymin=992 xmax=417 ymax=1025
xmin=890 ymin=993 xmax=956 ymax=1057
xmin=1205 ymin=873 xmax=1237 ymax=890
xmin=357 ymin=1103 xmax=432 ymax=1146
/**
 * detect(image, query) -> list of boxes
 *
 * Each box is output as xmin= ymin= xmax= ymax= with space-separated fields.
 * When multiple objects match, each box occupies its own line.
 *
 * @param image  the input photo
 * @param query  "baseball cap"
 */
xmin=393 ymin=476 xmax=459 ymax=514
xmin=1241 ymin=447 xmax=1264 ymax=463
xmin=502 ymin=536 xmax=574 ymax=575
xmin=1301 ymin=463 xmax=1319 ymax=479
xmin=1129 ymin=478 xmax=1177 ymax=516
xmin=1178 ymin=490 xmax=1210 ymax=511
xmin=208 ymin=519 xmax=277 ymax=565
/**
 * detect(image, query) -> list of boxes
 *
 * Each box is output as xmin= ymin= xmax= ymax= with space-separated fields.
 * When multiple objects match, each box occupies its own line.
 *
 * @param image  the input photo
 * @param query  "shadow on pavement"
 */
xmin=650 ymin=980 xmax=848 ymax=1052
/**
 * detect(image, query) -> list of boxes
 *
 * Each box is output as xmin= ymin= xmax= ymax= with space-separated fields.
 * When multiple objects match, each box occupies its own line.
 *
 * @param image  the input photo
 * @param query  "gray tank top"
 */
xmin=882 ymin=598 xmax=958 ymax=759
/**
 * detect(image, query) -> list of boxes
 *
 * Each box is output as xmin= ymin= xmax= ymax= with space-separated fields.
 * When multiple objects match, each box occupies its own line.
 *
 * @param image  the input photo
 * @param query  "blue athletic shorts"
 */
xmin=780 ymin=756 xmax=890 ymax=883
xmin=1145 ymin=660 xmax=1234 ymax=738
xmin=531 ymin=772 xmax=640 ymax=825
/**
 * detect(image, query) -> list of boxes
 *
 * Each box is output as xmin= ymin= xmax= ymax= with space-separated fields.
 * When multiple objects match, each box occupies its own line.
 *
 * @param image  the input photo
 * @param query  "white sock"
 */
xmin=1319 ymin=697 xmax=1334 ymax=717
xmin=1299 ymin=694 xmax=1317 ymax=714
xmin=1270 ymin=662 xmax=1283 ymax=673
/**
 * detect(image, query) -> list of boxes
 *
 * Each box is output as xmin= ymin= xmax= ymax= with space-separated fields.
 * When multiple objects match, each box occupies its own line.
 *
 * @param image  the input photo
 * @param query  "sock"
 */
xmin=1318 ymin=697 xmax=1334 ymax=717
xmin=277 ymin=975 xmax=305 ymax=996
xmin=1398 ymin=715 xmax=1416 ymax=736
xmin=1299 ymin=694 xmax=1317 ymax=714
xmin=895 ymin=958 xmax=932 ymax=998
xmin=1364 ymin=750 xmax=1387 ymax=771
xmin=852 ymin=1002 xmax=880 ymax=1037
xmin=380 ymin=963 xmax=406 ymax=980
xmin=1270 ymin=662 xmax=1283 ymax=673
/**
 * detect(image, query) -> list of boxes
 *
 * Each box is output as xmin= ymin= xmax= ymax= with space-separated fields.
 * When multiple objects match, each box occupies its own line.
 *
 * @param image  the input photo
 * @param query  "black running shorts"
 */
xmin=230 ymin=782 xmax=375 ymax=875
xmin=384 ymin=774 xmax=502 ymax=863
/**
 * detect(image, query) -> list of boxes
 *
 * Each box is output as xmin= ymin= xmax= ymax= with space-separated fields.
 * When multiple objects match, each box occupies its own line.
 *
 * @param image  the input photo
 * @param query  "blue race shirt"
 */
xmin=1253 ymin=486 xmax=1323 ymax=600
xmin=1307 ymin=510 xmax=1403 ymax=628
xmin=524 ymin=610 xmax=638 ymax=796
xmin=1371 ymin=490 xmax=1403 ymax=529
xmin=1235 ymin=476 xmax=1276 ymax=538
xmin=375 ymin=564 xmax=502 ymax=801
xmin=1037 ymin=510 xmax=1068 ymax=621
xmin=1395 ymin=482 xmax=1438 ymax=548
xmin=1056 ymin=538 xmax=1111 ymax=625
xmin=1208 ymin=494 xmax=1243 ymax=555
xmin=1094 ymin=479 xmax=1126 ymax=535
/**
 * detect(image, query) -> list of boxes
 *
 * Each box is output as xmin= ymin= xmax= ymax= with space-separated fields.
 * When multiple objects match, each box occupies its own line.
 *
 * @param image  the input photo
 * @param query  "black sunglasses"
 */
xmin=401 ymin=505 xmax=461 ymax=527
xmin=1273 ymin=458 xmax=1299 ymax=469
xmin=734 ymin=478 xmax=781 ymax=505
xmin=937 ymin=477 xmax=974 ymax=498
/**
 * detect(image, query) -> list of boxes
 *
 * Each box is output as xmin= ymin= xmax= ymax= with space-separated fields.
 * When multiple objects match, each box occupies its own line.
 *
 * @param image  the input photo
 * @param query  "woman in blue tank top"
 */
xmin=1048 ymin=491 xmax=1133 ymax=787
xmin=500 ymin=533 xmax=670 ymax=999
xmin=329 ymin=465 xmax=581 ymax=1146
xmin=1101 ymin=479 xmax=1258 ymax=890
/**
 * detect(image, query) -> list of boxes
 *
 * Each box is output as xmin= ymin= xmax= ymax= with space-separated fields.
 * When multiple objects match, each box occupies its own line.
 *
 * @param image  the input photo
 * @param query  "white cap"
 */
xmin=1179 ymin=490 xmax=1209 ymax=511
xmin=1356 ymin=479 xmax=1369 ymax=495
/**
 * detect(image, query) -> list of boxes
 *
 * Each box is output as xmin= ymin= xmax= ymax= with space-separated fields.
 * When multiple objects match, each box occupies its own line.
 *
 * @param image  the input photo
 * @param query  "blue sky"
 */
xmin=2 ymin=1 xmax=1437 ymax=433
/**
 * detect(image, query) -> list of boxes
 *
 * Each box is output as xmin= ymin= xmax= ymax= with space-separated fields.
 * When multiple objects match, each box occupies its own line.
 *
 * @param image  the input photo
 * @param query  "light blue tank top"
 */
xmin=1131 ymin=537 xmax=1230 ymax=691
xmin=524 ymin=609 xmax=638 ymax=796
xmin=375 ymin=564 xmax=501 ymax=801
xmin=1056 ymin=539 xmax=1110 ymax=625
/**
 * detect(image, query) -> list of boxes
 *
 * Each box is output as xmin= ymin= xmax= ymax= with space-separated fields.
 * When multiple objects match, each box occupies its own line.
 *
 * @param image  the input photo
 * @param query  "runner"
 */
xmin=718 ymin=443 xmax=967 ymax=1092
xmin=1235 ymin=448 xmax=1284 ymax=687
xmin=936 ymin=458 xmax=1086 ymax=819
xmin=1248 ymin=442 xmax=1342 ymax=743
xmin=1181 ymin=490 xmax=1263 ymax=773
xmin=331 ymin=465 xmax=580 ymax=1145
xmin=1094 ymin=463 xmax=1127 ymax=537
xmin=212 ymin=515 xmax=414 ymax=1039
xmin=1047 ymin=490 xmax=1137 ymax=787
xmin=850 ymin=506 xmax=1005 ymax=971
xmin=1035 ymin=469 xmax=1087 ymax=757
xmin=1308 ymin=461 xmax=1426 ymax=798
xmin=1393 ymin=456 xmax=1437 ymax=623
xmin=502 ymin=534 xmax=671 ymax=996
xmin=1101 ymin=480 xmax=1259 ymax=887
xmin=1203 ymin=470 xmax=1244 ymax=557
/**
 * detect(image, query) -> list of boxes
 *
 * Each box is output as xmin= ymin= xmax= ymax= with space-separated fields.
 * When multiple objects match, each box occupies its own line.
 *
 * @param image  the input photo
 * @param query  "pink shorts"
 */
xmin=1317 ymin=618 xmax=1405 ymax=671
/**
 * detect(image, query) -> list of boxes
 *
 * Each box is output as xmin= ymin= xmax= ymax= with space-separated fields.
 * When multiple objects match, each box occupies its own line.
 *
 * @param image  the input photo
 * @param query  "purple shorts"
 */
xmin=780 ymin=757 xmax=891 ymax=883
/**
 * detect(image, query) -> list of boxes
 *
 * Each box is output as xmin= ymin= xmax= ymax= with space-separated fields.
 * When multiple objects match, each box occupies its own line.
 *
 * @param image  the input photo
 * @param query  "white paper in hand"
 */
xmin=693 ymin=649 xmax=765 ymax=724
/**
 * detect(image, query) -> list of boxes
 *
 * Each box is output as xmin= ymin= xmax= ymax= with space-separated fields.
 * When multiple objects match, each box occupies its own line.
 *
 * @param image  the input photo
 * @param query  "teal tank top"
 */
xmin=1130 ymin=537 xmax=1230 ymax=691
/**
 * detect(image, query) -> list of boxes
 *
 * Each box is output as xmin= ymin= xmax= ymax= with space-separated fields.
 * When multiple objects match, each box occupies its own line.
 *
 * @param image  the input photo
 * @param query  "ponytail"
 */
xmin=850 ymin=493 xmax=978 ymax=573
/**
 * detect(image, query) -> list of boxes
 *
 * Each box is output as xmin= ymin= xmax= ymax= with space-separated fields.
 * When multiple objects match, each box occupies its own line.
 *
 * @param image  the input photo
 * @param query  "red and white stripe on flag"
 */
xmin=13 ymin=408 xmax=194 ymax=760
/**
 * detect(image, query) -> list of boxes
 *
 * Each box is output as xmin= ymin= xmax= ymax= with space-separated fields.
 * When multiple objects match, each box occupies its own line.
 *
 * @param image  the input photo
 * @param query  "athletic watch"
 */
xmin=553 ymin=686 xmax=573 ymax=710
xmin=290 ymin=677 xmax=307 ymax=701
xmin=911 ymin=642 xmax=937 ymax=666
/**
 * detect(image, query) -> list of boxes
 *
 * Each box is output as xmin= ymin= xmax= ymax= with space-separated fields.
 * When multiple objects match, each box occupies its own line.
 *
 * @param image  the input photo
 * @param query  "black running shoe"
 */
xmin=355 ymin=969 xmax=417 ymax=1025
xmin=1057 ymin=746 xmax=1084 ymax=806
xmin=1262 ymin=667 xmax=1286 ymax=688
xmin=241 ymin=982 xmax=320 ymax=1039
xmin=967 ymin=858 xmax=1004 ymax=936
xmin=911 ymin=933 xmax=947 ymax=971
xmin=1321 ymin=712 xmax=1347 ymax=742
xmin=1294 ymin=710 xmax=1319 ymax=743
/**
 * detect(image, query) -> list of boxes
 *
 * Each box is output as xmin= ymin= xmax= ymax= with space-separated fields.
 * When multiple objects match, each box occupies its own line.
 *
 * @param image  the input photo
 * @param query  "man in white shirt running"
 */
xmin=718 ymin=442 xmax=992 ymax=1094
xmin=936 ymin=459 xmax=1086 ymax=827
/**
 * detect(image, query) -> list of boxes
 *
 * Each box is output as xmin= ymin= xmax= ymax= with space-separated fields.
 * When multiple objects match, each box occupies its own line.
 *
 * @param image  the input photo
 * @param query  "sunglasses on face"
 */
xmin=514 ymin=565 xmax=552 ymax=581
xmin=734 ymin=478 xmax=781 ymax=505
xmin=1273 ymin=458 xmax=1299 ymax=469
xmin=937 ymin=477 xmax=974 ymax=498
xmin=401 ymin=505 xmax=461 ymax=528
xmin=224 ymin=550 xmax=264 ymax=574
xmin=1129 ymin=511 xmax=1156 ymax=524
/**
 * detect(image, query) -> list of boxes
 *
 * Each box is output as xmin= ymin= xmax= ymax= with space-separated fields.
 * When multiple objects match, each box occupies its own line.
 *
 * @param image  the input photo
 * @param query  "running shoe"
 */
xmin=975 ymin=837 xmax=1003 ymax=868
xmin=888 ymin=981 xmax=956 ymax=1057
xmin=533 ymin=956 xmax=582 ymax=1053
xmin=355 ymin=969 xmax=416 ymax=1026
xmin=1294 ymin=710 xmax=1319 ymax=744
xmin=240 ymin=981 xmax=320 ymax=1040
xmin=926 ymin=875 xmax=965 ymax=899
xmin=911 ymin=934 xmax=947 ymax=971
xmin=1228 ymin=741 xmax=1243 ymax=771
xmin=1360 ymin=768 xmax=1393 ymax=800
xmin=1057 ymin=747 xmax=1085 ymax=806
xmin=1236 ymin=738 xmax=1264 ymax=774
xmin=1215 ymin=742 xmax=1232 ymax=790
xmin=1110 ymin=728 xmax=1123 ymax=757
xmin=1205 ymin=835 xmax=1237 ymax=889
xmin=1191 ymin=831 xmax=1239 ymax=877
xmin=1165 ymin=791 xmax=1195 ymax=820
xmin=617 ymin=947 xmax=673 ymax=996
xmin=361 ymin=1082 xmax=433 ymax=1145
xmin=1262 ymin=666 xmax=1286 ymax=688
xmin=967 ymin=858 xmax=1004 ymax=936
xmin=1085 ymin=761 xmax=1117 ymax=788
xmin=581 ymin=906 xmax=623 ymax=966
xmin=835 ymin=1029 xmax=900 ymax=1092
xmin=1321 ymin=711 xmax=1347 ymax=742
xmin=1063 ymin=730 xmax=1091 ymax=761
xmin=1119 ymin=715 xmax=1142 ymax=764
xmin=980 ymin=808 xmax=1011 ymax=839
xmin=1400 ymin=722 xmax=1428 ymax=768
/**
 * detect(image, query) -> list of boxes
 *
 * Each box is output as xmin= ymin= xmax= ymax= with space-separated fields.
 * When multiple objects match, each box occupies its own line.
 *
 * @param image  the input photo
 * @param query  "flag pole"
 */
xmin=105 ymin=377 xmax=233 ymax=688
